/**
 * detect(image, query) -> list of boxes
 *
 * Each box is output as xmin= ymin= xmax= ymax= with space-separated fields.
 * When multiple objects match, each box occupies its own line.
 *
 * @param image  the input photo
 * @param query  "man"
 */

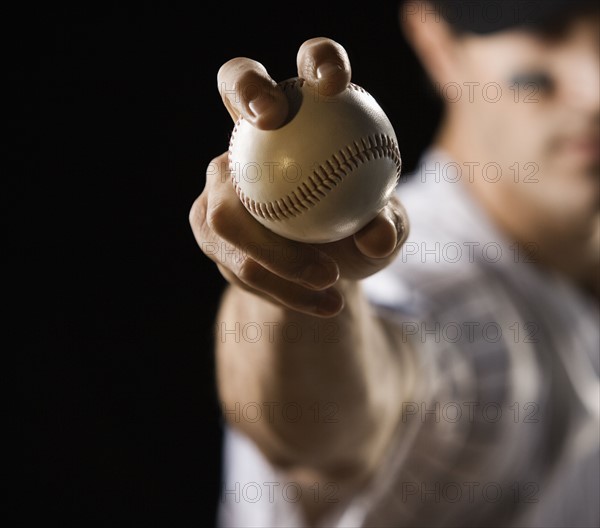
xmin=190 ymin=0 xmax=599 ymax=526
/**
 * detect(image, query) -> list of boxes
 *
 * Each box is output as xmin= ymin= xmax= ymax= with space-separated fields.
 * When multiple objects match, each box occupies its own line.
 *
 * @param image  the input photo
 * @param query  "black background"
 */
xmin=32 ymin=1 xmax=441 ymax=526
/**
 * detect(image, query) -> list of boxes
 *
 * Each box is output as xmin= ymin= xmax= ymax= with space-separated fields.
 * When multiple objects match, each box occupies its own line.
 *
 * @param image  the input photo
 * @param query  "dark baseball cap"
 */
xmin=411 ymin=0 xmax=598 ymax=34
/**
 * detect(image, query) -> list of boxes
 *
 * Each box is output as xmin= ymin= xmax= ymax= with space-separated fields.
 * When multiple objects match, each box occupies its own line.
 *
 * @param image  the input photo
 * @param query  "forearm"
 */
xmin=215 ymin=280 xmax=405 ymax=478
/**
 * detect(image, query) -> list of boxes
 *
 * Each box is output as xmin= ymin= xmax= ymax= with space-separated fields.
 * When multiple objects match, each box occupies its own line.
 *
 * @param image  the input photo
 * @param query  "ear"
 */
xmin=400 ymin=0 xmax=461 ymax=86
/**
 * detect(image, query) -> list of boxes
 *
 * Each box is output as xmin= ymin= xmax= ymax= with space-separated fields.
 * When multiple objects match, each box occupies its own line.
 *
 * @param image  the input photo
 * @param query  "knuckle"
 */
xmin=189 ymin=194 xmax=207 ymax=229
xmin=219 ymin=57 xmax=248 ymax=71
xmin=237 ymin=258 xmax=265 ymax=286
xmin=217 ymin=57 xmax=251 ymax=83
xmin=218 ymin=59 xmax=270 ymax=99
xmin=301 ymin=36 xmax=337 ymax=52
xmin=217 ymin=263 xmax=239 ymax=286
xmin=301 ymin=36 xmax=327 ymax=47
xmin=218 ymin=58 xmax=251 ymax=102
xmin=301 ymin=37 xmax=348 ymax=64
xmin=206 ymin=154 xmax=228 ymax=183
xmin=322 ymin=40 xmax=347 ymax=60
xmin=206 ymin=199 xmax=231 ymax=237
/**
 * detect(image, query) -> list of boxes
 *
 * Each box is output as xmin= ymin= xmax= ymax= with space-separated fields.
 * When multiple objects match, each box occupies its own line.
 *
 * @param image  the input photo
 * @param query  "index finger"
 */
xmin=217 ymin=57 xmax=289 ymax=130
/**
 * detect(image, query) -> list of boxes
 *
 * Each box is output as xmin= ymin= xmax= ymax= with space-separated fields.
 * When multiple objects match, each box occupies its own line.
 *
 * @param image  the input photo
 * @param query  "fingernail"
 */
xmin=248 ymin=94 xmax=272 ymax=116
xmin=391 ymin=209 xmax=406 ymax=248
xmin=316 ymin=289 xmax=344 ymax=316
xmin=316 ymin=62 xmax=342 ymax=80
xmin=300 ymin=262 xmax=338 ymax=289
xmin=382 ymin=215 xmax=398 ymax=256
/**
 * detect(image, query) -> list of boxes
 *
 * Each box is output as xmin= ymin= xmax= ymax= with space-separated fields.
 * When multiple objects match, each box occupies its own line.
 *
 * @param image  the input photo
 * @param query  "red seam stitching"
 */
xmin=231 ymin=133 xmax=401 ymax=222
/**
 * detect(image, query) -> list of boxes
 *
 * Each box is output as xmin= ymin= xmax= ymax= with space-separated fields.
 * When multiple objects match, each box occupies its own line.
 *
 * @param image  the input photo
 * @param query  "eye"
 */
xmin=509 ymin=72 xmax=555 ymax=93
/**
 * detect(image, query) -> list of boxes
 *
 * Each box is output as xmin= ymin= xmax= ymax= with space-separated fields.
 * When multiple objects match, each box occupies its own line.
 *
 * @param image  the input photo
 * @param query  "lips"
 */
xmin=558 ymin=135 xmax=600 ymax=163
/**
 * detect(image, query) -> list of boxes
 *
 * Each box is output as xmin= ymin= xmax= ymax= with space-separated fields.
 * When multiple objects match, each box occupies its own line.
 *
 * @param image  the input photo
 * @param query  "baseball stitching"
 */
xmin=279 ymin=76 xmax=367 ymax=94
xmin=228 ymin=78 xmax=401 ymax=222
xmin=230 ymin=133 xmax=401 ymax=222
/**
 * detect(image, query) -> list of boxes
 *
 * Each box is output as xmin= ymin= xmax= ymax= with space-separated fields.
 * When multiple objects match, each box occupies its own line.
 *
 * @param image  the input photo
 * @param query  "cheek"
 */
xmin=465 ymin=96 xmax=553 ymax=165
xmin=523 ymin=173 xmax=599 ymax=232
xmin=516 ymin=141 xmax=599 ymax=225
xmin=501 ymin=106 xmax=594 ymax=205
xmin=506 ymin=104 xmax=558 ymax=162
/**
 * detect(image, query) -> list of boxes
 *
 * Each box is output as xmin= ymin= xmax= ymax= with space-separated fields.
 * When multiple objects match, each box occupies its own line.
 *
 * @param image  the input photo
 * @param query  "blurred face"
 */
xmin=446 ymin=13 xmax=599 ymax=242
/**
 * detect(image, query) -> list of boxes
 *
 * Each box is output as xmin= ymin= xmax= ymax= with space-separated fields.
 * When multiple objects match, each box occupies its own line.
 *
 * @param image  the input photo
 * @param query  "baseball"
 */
xmin=228 ymin=77 xmax=402 ymax=243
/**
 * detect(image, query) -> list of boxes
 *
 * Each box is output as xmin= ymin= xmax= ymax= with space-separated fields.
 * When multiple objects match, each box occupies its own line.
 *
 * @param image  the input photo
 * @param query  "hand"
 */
xmin=190 ymin=37 xmax=409 ymax=317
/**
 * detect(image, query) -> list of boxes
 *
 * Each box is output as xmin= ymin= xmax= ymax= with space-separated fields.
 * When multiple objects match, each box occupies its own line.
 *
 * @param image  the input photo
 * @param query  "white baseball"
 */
xmin=228 ymin=77 xmax=402 ymax=243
